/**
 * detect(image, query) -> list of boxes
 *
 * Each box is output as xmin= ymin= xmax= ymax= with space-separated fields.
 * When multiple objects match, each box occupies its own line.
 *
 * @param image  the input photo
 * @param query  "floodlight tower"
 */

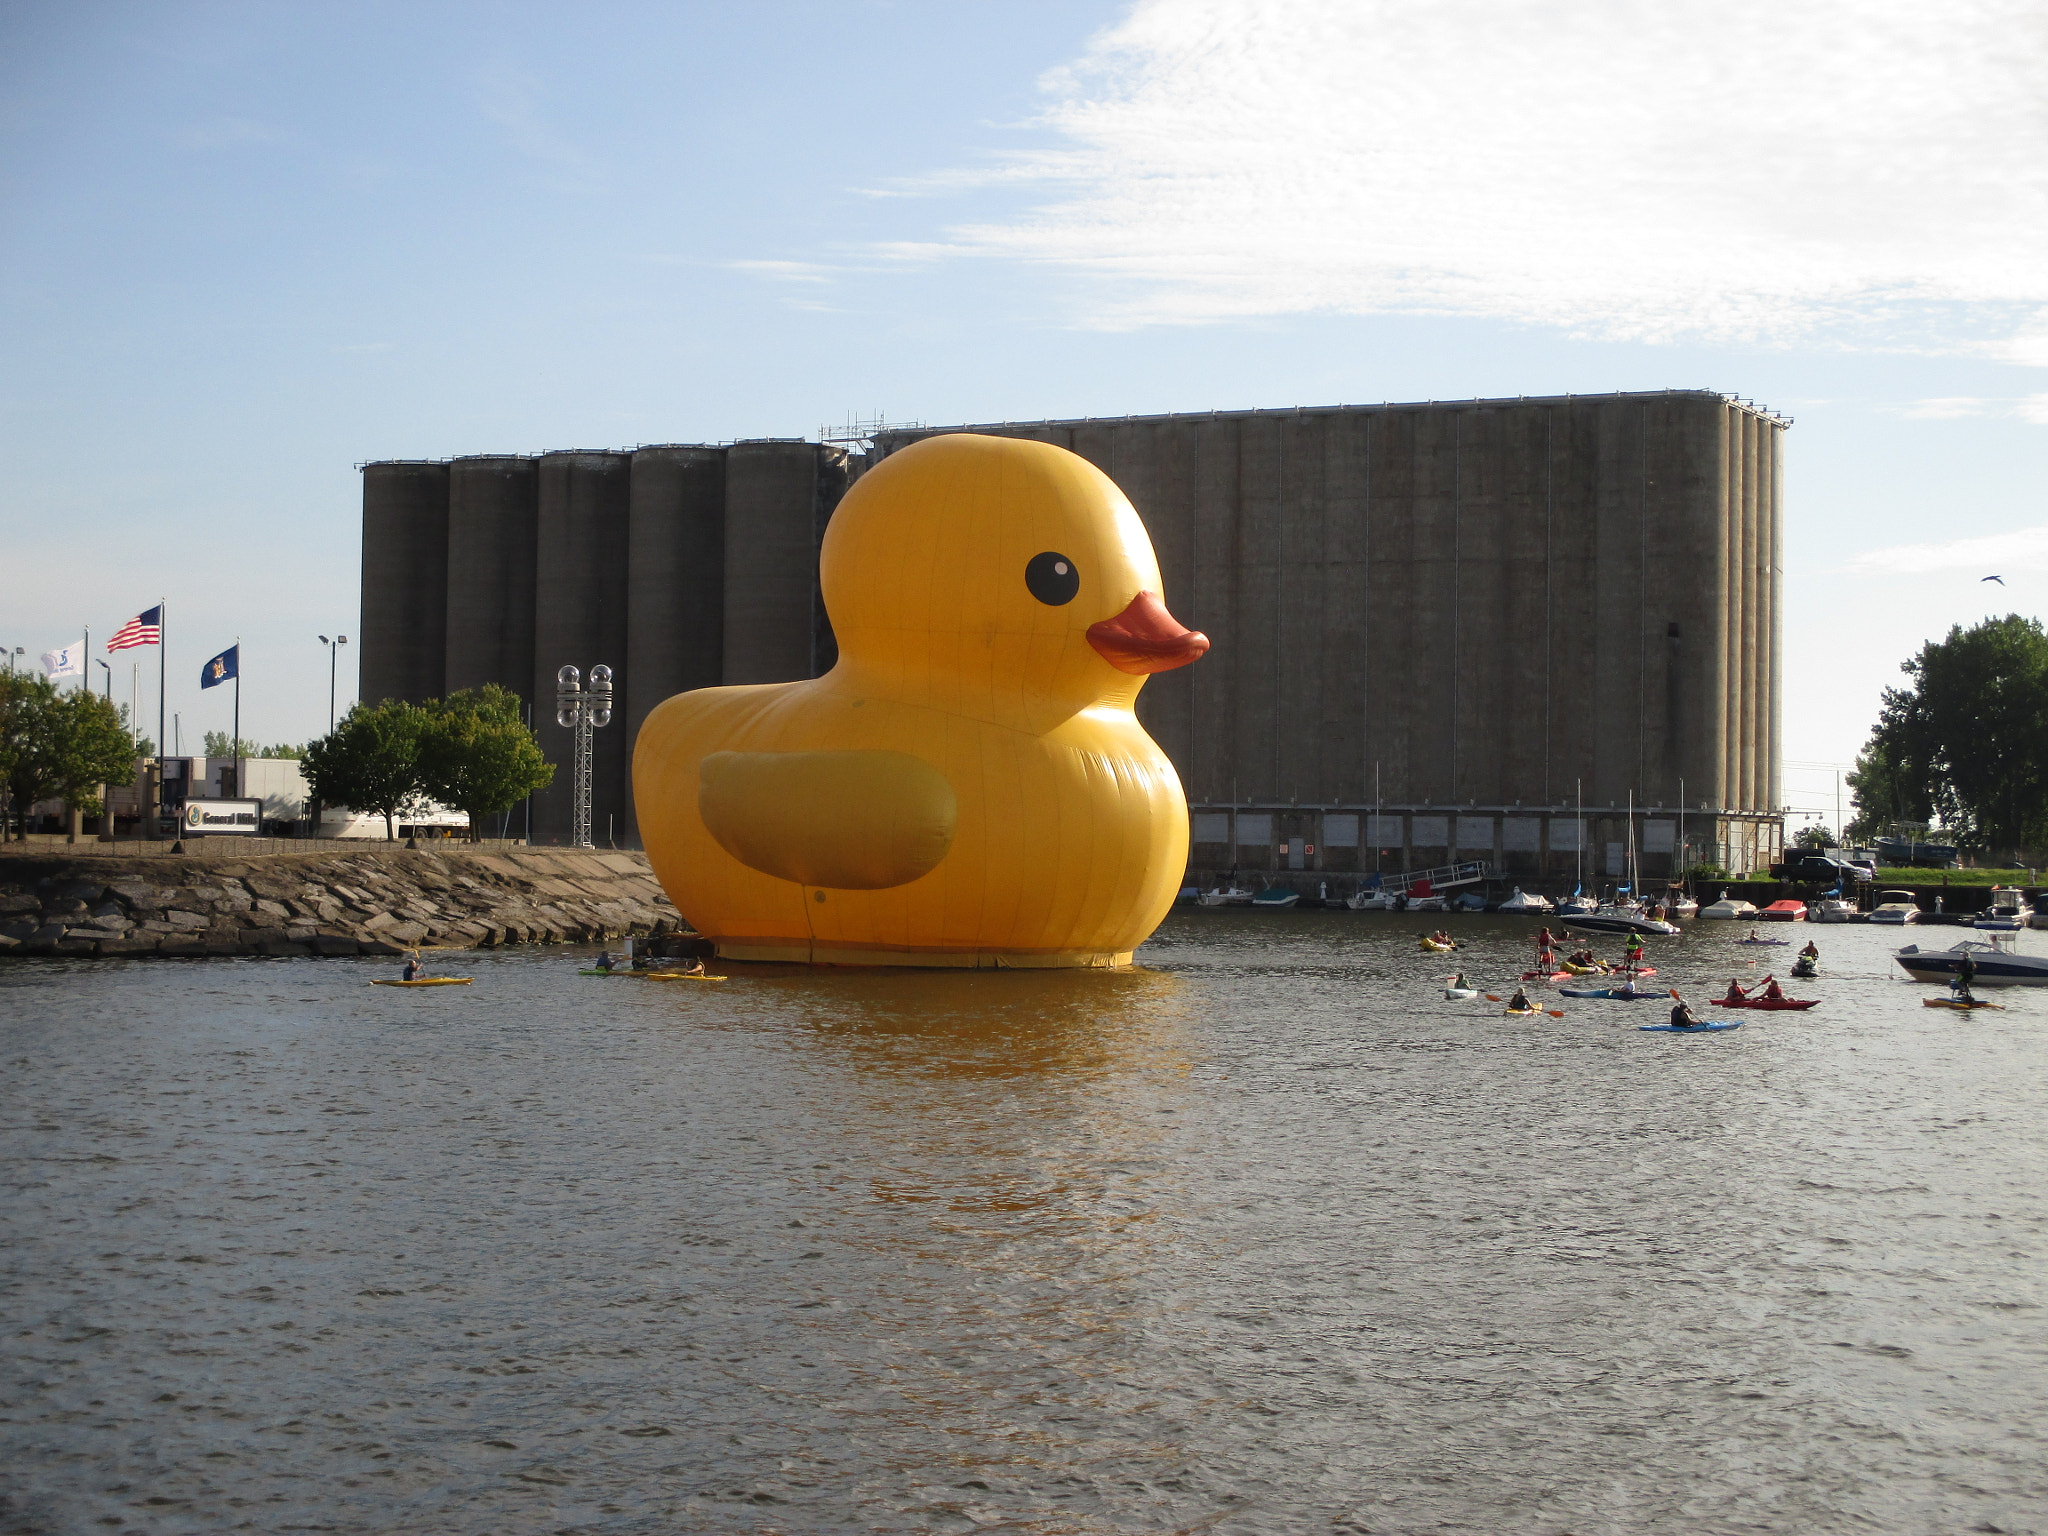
xmin=554 ymin=664 xmax=613 ymax=848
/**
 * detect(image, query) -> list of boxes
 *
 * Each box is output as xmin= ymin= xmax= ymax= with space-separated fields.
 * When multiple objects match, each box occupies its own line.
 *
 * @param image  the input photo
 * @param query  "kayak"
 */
xmin=1736 ymin=938 xmax=1789 ymax=946
xmin=1420 ymin=938 xmax=1457 ymax=952
xmin=1559 ymin=986 xmax=1659 ymax=1001
xmin=650 ymin=972 xmax=727 ymax=982
xmin=1445 ymin=987 xmax=1480 ymax=1001
xmin=1520 ymin=970 xmax=1572 ymax=981
xmin=1640 ymin=1020 xmax=1740 ymax=1033
xmin=579 ymin=969 xmax=639 ymax=977
xmin=1610 ymin=966 xmax=1657 ymax=978
xmin=1924 ymin=996 xmax=2002 ymax=1010
xmin=1502 ymin=1006 xmax=1543 ymax=1016
xmin=371 ymin=977 xmax=471 ymax=987
xmin=1715 ymin=996 xmax=1818 ymax=1010
xmin=1560 ymin=961 xmax=1607 ymax=974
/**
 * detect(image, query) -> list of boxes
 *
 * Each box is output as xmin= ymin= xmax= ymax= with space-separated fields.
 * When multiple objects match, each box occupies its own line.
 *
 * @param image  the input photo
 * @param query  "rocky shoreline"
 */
xmin=0 ymin=845 xmax=684 ymax=959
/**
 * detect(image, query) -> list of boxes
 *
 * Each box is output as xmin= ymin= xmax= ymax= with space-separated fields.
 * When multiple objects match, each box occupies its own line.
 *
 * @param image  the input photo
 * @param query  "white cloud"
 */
xmin=913 ymin=0 xmax=2048 ymax=346
xmin=1844 ymin=525 xmax=2048 ymax=576
xmin=726 ymin=260 xmax=835 ymax=285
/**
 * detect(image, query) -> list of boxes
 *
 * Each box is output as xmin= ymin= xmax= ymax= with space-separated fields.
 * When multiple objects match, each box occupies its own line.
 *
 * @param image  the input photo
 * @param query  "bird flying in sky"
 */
xmin=1983 ymin=575 xmax=2006 ymax=584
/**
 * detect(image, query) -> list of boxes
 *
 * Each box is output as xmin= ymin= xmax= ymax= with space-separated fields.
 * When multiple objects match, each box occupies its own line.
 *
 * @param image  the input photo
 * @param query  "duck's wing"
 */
xmin=699 ymin=749 xmax=956 ymax=890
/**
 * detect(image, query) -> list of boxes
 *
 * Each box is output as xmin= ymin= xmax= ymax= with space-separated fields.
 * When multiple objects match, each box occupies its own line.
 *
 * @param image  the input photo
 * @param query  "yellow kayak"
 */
xmin=1420 ymin=938 xmax=1456 ymax=953
xmin=650 ymin=972 xmax=727 ymax=982
xmin=371 ymin=977 xmax=472 ymax=987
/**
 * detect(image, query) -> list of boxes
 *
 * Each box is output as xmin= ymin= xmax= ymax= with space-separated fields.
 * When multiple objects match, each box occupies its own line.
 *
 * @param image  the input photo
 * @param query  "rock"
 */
xmin=96 ymin=935 xmax=161 ymax=956
xmin=159 ymin=938 xmax=208 ymax=958
xmin=0 ymin=933 xmax=17 ymax=950
xmin=202 ymin=935 xmax=246 ymax=955
xmin=254 ymin=936 xmax=311 ymax=957
xmin=358 ymin=938 xmax=405 ymax=956
xmin=308 ymin=934 xmax=359 ymax=956
xmin=43 ymin=898 xmax=90 ymax=920
xmin=0 ymin=892 xmax=39 ymax=917
xmin=254 ymin=899 xmax=292 ymax=918
xmin=383 ymin=921 xmax=429 ymax=946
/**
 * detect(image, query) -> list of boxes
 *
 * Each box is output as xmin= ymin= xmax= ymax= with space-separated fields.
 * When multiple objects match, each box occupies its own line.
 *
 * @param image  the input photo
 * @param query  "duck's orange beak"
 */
xmin=1086 ymin=591 xmax=1210 ymax=674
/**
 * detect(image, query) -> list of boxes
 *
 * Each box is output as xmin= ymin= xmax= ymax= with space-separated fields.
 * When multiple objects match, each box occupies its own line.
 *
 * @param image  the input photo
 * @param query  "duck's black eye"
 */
xmin=1025 ymin=551 xmax=1079 ymax=606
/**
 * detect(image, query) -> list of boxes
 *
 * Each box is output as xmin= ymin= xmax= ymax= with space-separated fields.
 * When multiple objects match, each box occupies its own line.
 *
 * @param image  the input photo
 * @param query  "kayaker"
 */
xmin=1723 ymin=977 xmax=1750 ymax=1003
xmin=1669 ymin=998 xmax=1702 ymax=1028
xmin=1759 ymin=975 xmax=1786 ymax=1002
xmin=1507 ymin=985 xmax=1534 ymax=1013
xmin=1745 ymin=926 xmax=1762 ymax=942
xmin=681 ymin=956 xmax=707 ymax=977
xmin=1450 ymin=971 xmax=1469 ymax=991
xmin=595 ymin=949 xmax=619 ymax=973
xmin=1615 ymin=976 xmax=1641 ymax=999
xmin=402 ymin=953 xmax=423 ymax=981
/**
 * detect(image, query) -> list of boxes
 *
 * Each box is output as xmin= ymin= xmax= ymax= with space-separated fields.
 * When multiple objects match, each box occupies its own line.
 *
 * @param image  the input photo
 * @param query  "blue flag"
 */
xmin=200 ymin=645 xmax=239 ymax=689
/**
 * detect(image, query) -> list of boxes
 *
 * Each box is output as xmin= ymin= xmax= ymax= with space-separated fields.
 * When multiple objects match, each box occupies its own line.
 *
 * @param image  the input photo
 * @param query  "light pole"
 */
xmin=317 ymin=635 xmax=348 ymax=733
xmin=4 ymin=647 xmax=20 ymax=672
xmin=555 ymin=664 xmax=613 ymax=849
xmin=95 ymin=658 xmax=112 ymax=699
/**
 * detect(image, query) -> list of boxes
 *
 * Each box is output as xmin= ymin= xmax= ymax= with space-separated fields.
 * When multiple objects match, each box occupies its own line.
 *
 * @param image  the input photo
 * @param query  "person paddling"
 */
xmin=595 ymin=949 xmax=619 ymax=973
xmin=1507 ymin=985 xmax=1534 ymax=1013
xmin=1669 ymin=996 xmax=1703 ymax=1029
xmin=1759 ymin=975 xmax=1786 ymax=1002
xmin=402 ymin=953 xmax=423 ymax=981
xmin=1722 ymin=976 xmax=1750 ymax=1004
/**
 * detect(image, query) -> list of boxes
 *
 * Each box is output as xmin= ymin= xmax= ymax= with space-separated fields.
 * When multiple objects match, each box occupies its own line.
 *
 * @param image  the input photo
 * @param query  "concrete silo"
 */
xmin=623 ymin=445 xmax=726 ymax=843
xmin=444 ymin=455 xmax=539 ymax=701
xmin=721 ymin=441 xmax=855 ymax=685
xmin=358 ymin=461 xmax=450 ymax=707
xmin=531 ymin=451 xmax=632 ymax=846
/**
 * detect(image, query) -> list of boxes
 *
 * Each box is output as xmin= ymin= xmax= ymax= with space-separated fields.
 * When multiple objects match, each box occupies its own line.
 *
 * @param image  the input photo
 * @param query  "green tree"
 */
xmin=0 ymin=675 xmax=139 ymax=838
xmin=203 ymin=729 xmax=301 ymax=758
xmin=1849 ymin=614 xmax=2048 ymax=852
xmin=1793 ymin=824 xmax=1838 ymax=850
xmin=117 ymin=703 xmax=154 ymax=758
xmin=417 ymin=686 xmax=554 ymax=840
xmin=302 ymin=700 xmax=430 ymax=841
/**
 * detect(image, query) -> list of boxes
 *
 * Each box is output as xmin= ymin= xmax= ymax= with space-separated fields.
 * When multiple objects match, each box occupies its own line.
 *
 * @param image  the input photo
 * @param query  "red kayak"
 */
xmin=1715 ymin=994 xmax=1819 ymax=1010
xmin=1521 ymin=970 xmax=1572 ymax=981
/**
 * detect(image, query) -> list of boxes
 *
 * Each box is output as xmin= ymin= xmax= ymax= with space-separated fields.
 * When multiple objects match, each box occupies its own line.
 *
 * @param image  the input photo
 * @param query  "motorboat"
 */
xmin=1557 ymin=888 xmax=1598 ymax=916
xmin=1498 ymin=887 xmax=1555 ymax=914
xmin=1876 ymin=834 xmax=1958 ymax=868
xmin=1407 ymin=894 xmax=1449 ymax=912
xmin=1810 ymin=895 xmax=1860 ymax=923
xmin=1250 ymin=886 xmax=1300 ymax=909
xmin=1699 ymin=889 xmax=1758 ymax=920
xmin=1892 ymin=933 xmax=2048 ymax=987
xmin=1347 ymin=888 xmax=1401 ymax=911
xmin=2031 ymin=896 xmax=2048 ymax=931
xmin=1870 ymin=890 xmax=1921 ymax=925
xmin=1197 ymin=886 xmax=1254 ymax=907
xmin=1974 ymin=886 xmax=2028 ymax=932
xmin=1453 ymin=890 xmax=1489 ymax=912
xmin=1759 ymin=899 xmax=1808 ymax=921
xmin=1560 ymin=904 xmax=1680 ymax=937
xmin=1665 ymin=890 xmax=1699 ymax=917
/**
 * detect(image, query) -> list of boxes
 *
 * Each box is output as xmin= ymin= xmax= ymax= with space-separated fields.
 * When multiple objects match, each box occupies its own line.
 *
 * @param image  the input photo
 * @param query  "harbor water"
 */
xmin=3 ymin=913 xmax=2044 ymax=1534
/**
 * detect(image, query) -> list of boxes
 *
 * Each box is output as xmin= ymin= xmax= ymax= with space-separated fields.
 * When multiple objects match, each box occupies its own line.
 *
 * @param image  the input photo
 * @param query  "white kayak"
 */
xmin=1444 ymin=987 xmax=1480 ymax=1001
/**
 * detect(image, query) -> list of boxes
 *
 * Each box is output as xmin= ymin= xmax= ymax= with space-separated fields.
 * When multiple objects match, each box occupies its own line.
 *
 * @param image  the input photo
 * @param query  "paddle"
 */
xmin=1485 ymin=994 xmax=1566 ymax=1018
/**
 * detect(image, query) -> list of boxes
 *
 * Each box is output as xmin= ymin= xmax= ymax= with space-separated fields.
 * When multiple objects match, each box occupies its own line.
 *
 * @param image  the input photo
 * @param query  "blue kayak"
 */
xmin=1561 ymin=986 xmax=1660 ymax=1001
xmin=1639 ymin=1020 xmax=1741 ymax=1033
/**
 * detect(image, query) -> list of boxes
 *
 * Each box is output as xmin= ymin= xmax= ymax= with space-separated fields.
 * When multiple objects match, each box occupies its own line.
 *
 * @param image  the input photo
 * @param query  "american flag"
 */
xmin=107 ymin=606 xmax=161 ymax=651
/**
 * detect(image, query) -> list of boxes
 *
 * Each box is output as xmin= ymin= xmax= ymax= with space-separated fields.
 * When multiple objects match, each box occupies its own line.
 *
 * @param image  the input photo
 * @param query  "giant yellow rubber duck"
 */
xmin=633 ymin=432 xmax=1209 ymax=967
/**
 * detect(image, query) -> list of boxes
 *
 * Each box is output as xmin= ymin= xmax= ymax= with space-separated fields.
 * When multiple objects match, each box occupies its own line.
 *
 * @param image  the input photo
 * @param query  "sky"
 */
xmin=3 ymin=0 xmax=2044 ymax=831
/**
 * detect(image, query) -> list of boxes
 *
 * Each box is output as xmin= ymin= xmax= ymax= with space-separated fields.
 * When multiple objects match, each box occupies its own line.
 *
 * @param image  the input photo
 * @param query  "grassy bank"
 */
xmin=1870 ymin=868 xmax=2038 ymax=886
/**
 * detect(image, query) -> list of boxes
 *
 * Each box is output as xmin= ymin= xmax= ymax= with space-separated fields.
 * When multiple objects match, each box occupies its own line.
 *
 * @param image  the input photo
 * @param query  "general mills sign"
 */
xmin=183 ymin=799 xmax=262 ymax=836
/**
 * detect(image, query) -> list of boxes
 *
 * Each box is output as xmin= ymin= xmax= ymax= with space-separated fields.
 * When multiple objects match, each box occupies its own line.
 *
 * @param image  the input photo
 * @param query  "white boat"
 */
xmin=1498 ymin=887 xmax=1554 ymax=914
xmin=1250 ymin=886 xmax=1300 ymax=909
xmin=1348 ymin=889 xmax=1400 ymax=911
xmin=1811 ymin=896 xmax=1860 ymax=923
xmin=1197 ymin=886 xmax=1254 ymax=907
xmin=1893 ymin=933 xmax=2048 ymax=986
xmin=1558 ymin=892 xmax=1599 ymax=915
xmin=1562 ymin=903 xmax=1681 ymax=937
xmin=1870 ymin=889 xmax=1921 ymax=925
xmin=1974 ymin=887 xmax=2027 ymax=931
xmin=1407 ymin=894 xmax=1448 ymax=912
xmin=1444 ymin=986 xmax=1480 ymax=1001
xmin=1699 ymin=889 xmax=1758 ymax=920
xmin=1664 ymin=891 xmax=1699 ymax=917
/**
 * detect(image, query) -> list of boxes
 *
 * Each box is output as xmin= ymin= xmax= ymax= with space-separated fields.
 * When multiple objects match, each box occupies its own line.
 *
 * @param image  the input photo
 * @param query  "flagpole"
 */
xmin=82 ymin=626 xmax=89 ymax=693
xmin=233 ymin=638 xmax=242 ymax=801
xmin=158 ymin=601 xmax=167 ymax=841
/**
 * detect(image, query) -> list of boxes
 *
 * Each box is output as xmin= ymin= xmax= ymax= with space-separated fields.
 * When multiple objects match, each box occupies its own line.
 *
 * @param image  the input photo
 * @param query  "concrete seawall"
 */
xmin=0 ymin=846 xmax=682 ymax=959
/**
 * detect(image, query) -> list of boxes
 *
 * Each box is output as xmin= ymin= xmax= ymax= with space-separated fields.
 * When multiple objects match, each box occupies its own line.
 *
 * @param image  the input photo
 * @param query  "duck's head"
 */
xmin=819 ymin=433 xmax=1207 ymax=728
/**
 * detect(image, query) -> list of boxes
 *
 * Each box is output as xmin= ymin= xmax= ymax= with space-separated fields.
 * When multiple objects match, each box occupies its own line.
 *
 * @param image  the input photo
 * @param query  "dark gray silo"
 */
xmin=358 ymin=461 xmax=450 ymax=707
xmin=444 ymin=455 xmax=538 ymax=701
xmin=531 ymin=451 xmax=632 ymax=846
xmin=623 ymin=445 xmax=726 ymax=845
xmin=721 ymin=441 xmax=853 ymax=686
